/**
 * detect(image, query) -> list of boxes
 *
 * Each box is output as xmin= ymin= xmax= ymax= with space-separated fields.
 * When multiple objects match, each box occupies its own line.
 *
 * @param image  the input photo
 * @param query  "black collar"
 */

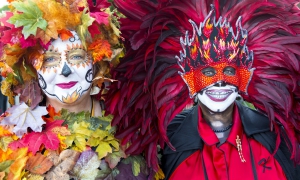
xmin=165 ymin=101 xmax=271 ymax=154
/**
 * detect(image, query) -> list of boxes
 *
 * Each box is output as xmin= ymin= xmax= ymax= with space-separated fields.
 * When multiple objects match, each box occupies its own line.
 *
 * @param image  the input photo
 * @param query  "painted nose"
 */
xmin=214 ymin=81 xmax=226 ymax=87
xmin=61 ymin=62 xmax=72 ymax=77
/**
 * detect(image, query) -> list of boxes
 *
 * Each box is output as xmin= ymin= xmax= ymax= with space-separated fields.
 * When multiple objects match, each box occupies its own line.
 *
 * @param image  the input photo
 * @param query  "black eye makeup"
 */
xmin=201 ymin=67 xmax=216 ymax=77
xmin=223 ymin=66 xmax=236 ymax=76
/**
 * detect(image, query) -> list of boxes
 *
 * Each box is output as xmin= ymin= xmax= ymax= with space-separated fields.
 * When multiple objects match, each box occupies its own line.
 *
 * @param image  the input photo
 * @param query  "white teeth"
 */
xmin=206 ymin=91 xmax=231 ymax=95
xmin=206 ymin=91 xmax=232 ymax=99
xmin=208 ymin=94 xmax=228 ymax=99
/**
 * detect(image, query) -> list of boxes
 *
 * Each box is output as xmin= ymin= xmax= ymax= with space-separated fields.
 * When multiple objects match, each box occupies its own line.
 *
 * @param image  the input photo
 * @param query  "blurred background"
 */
xmin=0 ymin=1 xmax=8 ymax=113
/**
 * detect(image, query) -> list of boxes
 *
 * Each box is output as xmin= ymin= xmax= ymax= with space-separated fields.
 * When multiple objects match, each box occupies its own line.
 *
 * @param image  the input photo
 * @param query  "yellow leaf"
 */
xmin=64 ymin=134 xmax=75 ymax=148
xmin=108 ymin=140 xmax=119 ymax=151
xmin=132 ymin=159 xmax=140 ymax=176
xmin=25 ymin=173 xmax=44 ymax=180
xmin=0 ymin=136 xmax=14 ymax=151
xmin=105 ymin=134 xmax=116 ymax=141
xmin=1 ymin=80 xmax=15 ymax=106
xmin=57 ymin=134 xmax=68 ymax=150
xmin=8 ymin=147 xmax=28 ymax=161
xmin=73 ymin=134 xmax=86 ymax=151
xmin=87 ymin=137 xmax=100 ymax=147
xmin=91 ymin=129 xmax=109 ymax=140
xmin=95 ymin=141 xmax=112 ymax=159
xmin=73 ymin=121 xmax=92 ymax=137
xmin=8 ymin=156 xmax=28 ymax=180
xmin=154 ymin=167 xmax=165 ymax=180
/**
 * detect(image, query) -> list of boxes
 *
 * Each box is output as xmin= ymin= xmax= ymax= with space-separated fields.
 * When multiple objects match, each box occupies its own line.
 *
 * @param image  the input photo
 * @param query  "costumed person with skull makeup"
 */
xmin=0 ymin=0 xmax=149 ymax=179
xmin=106 ymin=0 xmax=300 ymax=179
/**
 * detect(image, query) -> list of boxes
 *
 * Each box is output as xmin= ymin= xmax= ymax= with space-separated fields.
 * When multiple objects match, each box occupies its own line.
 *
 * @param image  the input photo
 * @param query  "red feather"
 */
xmin=106 ymin=0 xmax=300 ymax=171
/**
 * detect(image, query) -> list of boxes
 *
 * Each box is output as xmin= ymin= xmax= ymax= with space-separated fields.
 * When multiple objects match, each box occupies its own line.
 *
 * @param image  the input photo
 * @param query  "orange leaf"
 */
xmin=25 ymin=153 xmax=53 ymax=174
xmin=36 ymin=21 xmax=58 ymax=44
xmin=43 ymin=105 xmax=61 ymax=123
xmin=0 ymin=126 xmax=13 ymax=137
xmin=7 ymin=156 xmax=28 ymax=180
xmin=8 ymin=147 xmax=28 ymax=161
xmin=88 ymin=39 xmax=112 ymax=63
xmin=5 ymin=44 xmax=25 ymax=56
xmin=57 ymin=29 xmax=73 ymax=41
xmin=0 ymin=148 xmax=13 ymax=162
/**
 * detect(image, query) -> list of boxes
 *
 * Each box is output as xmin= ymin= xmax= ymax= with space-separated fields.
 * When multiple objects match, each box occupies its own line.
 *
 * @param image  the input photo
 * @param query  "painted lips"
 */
xmin=205 ymin=89 xmax=233 ymax=102
xmin=56 ymin=81 xmax=77 ymax=89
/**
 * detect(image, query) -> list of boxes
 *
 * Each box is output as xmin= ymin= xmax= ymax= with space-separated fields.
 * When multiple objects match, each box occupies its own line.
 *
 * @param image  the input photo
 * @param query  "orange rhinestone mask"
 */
xmin=177 ymin=10 xmax=254 ymax=98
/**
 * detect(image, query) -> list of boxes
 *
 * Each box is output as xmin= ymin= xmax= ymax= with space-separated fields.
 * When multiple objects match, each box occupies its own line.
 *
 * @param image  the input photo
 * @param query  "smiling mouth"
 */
xmin=205 ymin=89 xmax=233 ymax=102
xmin=56 ymin=81 xmax=77 ymax=89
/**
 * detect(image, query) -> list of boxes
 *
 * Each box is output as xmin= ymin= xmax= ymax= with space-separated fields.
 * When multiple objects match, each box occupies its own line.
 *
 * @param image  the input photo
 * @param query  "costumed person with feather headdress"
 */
xmin=0 ymin=0 xmax=149 ymax=179
xmin=106 ymin=0 xmax=300 ymax=179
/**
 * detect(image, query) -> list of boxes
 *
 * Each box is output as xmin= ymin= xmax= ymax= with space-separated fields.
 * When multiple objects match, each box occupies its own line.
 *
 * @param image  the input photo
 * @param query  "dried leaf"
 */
xmin=25 ymin=153 xmax=53 ymax=174
xmin=25 ymin=173 xmax=44 ymax=180
xmin=1 ymin=103 xmax=47 ymax=138
xmin=121 ymin=155 xmax=148 ymax=177
xmin=8 ymin=0 xmax=48 ymax=38
xmin=0 ymin=136 xmax=14 ymax=151
xmin=71 ymin=150 xmax=101 ymax=179
xmin=13 ymin=81 xmax=43 ymax=109
xmin=45 ymin=149 xmax=80 ymax=180
xmin=105 ymin=149 xmax=126 ymax=169
xmin=36 ymin=21 xmax=58 ymax=44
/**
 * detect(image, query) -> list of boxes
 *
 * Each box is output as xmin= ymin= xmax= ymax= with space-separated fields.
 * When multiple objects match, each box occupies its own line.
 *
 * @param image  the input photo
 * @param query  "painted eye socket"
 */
xmin=223 ymin=66 xmax=236 ymax=76
xmin=67 ymin=49 xmax=87 ymax=65
xmin=42 ymin=54 xmax=61 ymax=68
xmin=201 ymin=67 xmax=216 ymax=77
xmin=70 ymin=55 xmax=84 ymax=60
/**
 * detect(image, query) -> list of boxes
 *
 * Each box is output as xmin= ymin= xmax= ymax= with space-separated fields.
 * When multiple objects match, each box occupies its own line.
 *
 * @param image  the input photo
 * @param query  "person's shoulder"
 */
xmin=167 ymin=106 xmax=197 ymax=133
xmin=236 ymin=101 xmax=270 ymax=135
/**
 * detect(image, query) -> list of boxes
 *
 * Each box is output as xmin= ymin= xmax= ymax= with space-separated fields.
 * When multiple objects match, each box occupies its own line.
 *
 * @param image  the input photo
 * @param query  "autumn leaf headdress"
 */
xmin=0 ymin=0 xmax=123 ymax=108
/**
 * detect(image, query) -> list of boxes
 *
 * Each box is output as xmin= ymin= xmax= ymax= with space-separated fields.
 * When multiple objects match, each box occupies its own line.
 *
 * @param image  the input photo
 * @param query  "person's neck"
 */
xmin=199 ymin=102 xmax=234 ymax=130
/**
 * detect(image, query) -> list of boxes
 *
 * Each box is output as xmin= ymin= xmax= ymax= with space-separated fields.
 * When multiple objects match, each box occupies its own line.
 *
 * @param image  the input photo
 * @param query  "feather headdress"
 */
xmin=106 ymin=0 xmax=300 ymax=171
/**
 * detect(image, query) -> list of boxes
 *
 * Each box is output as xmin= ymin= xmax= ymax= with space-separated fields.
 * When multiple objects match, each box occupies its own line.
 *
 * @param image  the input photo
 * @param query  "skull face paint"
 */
xmin=37 ymin=31 xmax=93 ymax=104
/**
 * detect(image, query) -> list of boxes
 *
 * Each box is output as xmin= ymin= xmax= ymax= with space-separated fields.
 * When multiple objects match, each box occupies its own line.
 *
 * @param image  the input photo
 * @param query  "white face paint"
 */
xmin=37 ymin=31 xmax=93 ymax=104
xmin=197 ymin=85 xmax=238 ymax=112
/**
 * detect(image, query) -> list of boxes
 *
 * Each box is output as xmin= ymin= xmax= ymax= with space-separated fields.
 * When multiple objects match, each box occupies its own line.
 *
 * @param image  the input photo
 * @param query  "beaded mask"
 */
xmin=177 ymin=9 xmax=254 ymax=98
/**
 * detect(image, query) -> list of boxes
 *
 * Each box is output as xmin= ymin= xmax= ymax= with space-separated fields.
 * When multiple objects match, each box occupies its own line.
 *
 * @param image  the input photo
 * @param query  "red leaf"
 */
xmin=0 ymin=28 xmax=22 ymax=45
xmin=10 ymin=120 xmax=64 ymax=155
xmin=0 ymin=12 xmax=14 ymax=29
xmin=90 ymin=12 xmax=109 ymax=25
